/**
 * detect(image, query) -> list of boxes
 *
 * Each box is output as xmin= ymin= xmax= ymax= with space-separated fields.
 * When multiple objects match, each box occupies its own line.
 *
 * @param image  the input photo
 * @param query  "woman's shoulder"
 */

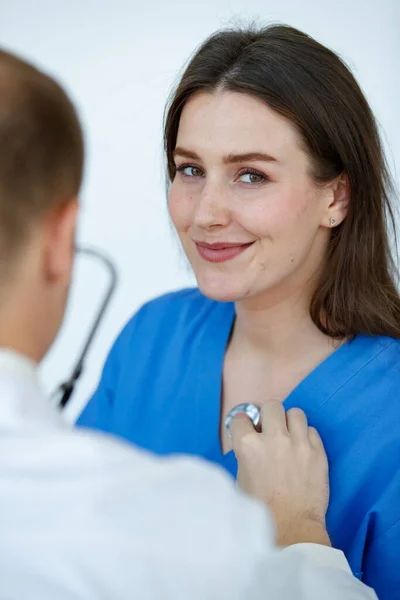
xmin=139 ymin=287 xmax=216 ymax=316
xmin=360 ymin=334 xmax=400 ymax=363
xmin=351 ymin=334 xmax=400 ymax=383
xmin=117 ymin=287 xmax=233 ymax=348
xmin=135 ymin=287 xmax=229 ymax=324
xmin=346 ymin=336 xmax=400 ymax=425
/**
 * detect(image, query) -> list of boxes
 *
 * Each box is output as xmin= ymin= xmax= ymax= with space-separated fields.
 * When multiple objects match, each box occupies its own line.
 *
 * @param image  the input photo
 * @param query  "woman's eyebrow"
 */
xmin=173 ymin=147 xmax=200 ymax=160
xmin=173 ymin=147 xmax=280 ymax=164
xmin=223 ymin=152 xmax=279 ymax=164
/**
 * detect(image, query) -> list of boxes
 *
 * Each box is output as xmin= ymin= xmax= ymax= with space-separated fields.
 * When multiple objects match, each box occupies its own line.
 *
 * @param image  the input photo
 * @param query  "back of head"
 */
xmin=0 ymin=50 xmax=84 ymax=271
xmin=165 ymin=24 xmax=400 ymax=338
xmin=0 ymin=49 xmax=84 ymax=360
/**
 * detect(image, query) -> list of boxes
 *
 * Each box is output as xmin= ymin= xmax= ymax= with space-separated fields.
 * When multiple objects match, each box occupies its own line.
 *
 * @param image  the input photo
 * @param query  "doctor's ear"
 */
xmin=42 ymin=197 xmax=79 ymax=283
xmin=321 ymin=174 xmax=350 ymax=229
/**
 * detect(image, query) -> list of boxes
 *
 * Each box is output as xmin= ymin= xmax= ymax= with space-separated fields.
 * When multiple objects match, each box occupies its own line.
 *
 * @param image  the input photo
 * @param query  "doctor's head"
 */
xmin=0 ymin=50 xmax=83 ymax=361
xmin=165 ymin=25 xmax=400 ymax=339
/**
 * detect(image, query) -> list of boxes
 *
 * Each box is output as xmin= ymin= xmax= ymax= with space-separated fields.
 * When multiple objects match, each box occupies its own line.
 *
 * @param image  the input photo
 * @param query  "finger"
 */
xmin=260 ymin=402 xmax=288 ymax=437
xmin=230 ymin=413 xmax=257 ymax=449
xmin=286 ymin=408 xmax=309 ymax=442
xmin=308 ymin=426 xmax=324 ymax=450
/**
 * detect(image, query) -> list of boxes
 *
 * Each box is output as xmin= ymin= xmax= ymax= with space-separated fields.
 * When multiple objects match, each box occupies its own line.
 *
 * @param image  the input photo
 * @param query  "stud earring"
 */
xmin=329 ymin=217 xmax=338 ymax=226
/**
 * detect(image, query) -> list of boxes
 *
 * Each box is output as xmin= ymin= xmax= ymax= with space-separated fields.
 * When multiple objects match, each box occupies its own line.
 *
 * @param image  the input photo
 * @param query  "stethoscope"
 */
xmin=54 ymin=245 xmax=260 ymax=434
xmin=52 ymin=246 xmax=118 ymax=409
xmin=224 ymin=403 xmax=260 ymax=438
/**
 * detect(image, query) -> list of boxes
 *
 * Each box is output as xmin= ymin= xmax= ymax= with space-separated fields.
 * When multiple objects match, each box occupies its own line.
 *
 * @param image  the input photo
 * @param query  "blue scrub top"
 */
xmin=78 ymin=288 xmax=400 ymax=599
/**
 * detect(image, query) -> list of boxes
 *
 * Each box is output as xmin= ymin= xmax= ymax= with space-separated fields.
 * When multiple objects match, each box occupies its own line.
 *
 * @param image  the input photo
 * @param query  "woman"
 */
xmin=78 ymin=25 xmax=400 ymax=598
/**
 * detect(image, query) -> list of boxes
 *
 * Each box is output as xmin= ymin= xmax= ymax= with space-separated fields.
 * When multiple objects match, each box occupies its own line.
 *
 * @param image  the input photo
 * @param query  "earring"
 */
xmin=329 ymin=217 xmax=338 ymax=227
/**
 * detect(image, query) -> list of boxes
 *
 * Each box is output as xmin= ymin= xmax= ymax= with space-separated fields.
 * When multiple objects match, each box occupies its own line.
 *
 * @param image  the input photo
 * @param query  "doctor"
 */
xmin=0 ymin=48 xmax=377 ymax=600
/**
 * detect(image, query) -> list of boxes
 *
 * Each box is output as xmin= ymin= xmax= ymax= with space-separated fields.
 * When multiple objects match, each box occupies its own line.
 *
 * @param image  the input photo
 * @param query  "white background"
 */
xmin=1 ymin=0 xmax=399 ymax=421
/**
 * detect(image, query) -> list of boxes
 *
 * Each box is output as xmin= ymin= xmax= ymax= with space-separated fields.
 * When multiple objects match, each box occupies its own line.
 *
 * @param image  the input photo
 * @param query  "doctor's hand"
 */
xmin=230 ymin=403 xmax=331 ymax=548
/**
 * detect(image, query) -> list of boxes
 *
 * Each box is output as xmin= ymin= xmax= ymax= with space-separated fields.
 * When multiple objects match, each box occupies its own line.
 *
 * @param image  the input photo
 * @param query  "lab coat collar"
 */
xmin=0 ymin=348 xmax=38 ymax=381
xmin=0 ymin=347 xmax=68 ymax=431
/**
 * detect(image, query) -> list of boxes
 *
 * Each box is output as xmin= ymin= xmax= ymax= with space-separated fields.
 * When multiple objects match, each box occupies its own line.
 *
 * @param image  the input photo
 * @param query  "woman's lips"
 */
xmin=194 ymin=241 xmax=254 ymax=263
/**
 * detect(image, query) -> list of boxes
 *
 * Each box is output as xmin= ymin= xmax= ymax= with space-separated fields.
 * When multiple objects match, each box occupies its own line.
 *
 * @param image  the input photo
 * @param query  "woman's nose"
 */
xmin=193 ymin=182 xmax=231 ymax=230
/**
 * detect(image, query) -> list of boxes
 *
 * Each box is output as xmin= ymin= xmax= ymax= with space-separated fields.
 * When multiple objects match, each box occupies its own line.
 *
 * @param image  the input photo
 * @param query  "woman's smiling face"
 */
xmin=169 ymin=90 xmax=340 ymax=303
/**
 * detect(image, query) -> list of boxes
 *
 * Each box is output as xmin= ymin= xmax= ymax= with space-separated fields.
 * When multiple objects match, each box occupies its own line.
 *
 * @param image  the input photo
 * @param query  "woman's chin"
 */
xmin=196 ymin=276 xmax=245 ymax=303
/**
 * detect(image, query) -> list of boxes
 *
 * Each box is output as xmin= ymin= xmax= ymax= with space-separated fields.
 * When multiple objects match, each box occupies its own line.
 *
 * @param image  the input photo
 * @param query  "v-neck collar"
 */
xmin=193 ymin=300 xmax=395 ymax=468
xmin=282 ymin=334 xmax=394 ymax=416
xmin=193 ymin=301 xmax=235 ymax=457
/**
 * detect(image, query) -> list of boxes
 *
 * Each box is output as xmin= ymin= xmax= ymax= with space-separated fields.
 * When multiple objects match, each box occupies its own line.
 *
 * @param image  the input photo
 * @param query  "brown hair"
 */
xmin=0 ymin=49 xmax=84 ymax=260
xmin=164 ymin=24 xmax=400 ymax=339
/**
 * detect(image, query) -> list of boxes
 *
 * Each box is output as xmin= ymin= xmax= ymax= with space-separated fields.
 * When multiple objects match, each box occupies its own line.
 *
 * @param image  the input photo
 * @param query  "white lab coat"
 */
xmin=0 ymin=350 xmax=377 ymax=600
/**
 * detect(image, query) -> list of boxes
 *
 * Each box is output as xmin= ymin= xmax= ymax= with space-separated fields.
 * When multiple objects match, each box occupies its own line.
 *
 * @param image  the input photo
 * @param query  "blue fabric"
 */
xmin=78 ymin=288 xmax=400 ymax=599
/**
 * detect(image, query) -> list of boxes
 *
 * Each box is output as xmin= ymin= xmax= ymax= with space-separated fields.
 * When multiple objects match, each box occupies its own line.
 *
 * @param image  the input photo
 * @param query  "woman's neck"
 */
xmin=233 ymin=289 xmax=337 ymax=365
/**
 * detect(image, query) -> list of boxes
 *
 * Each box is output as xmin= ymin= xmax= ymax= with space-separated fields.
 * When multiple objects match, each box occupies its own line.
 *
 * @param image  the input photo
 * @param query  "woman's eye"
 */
xmin=176 ymin=165 xmax=204 ymax=177
xmin=238 ymin=171 xmax=266 ymax=184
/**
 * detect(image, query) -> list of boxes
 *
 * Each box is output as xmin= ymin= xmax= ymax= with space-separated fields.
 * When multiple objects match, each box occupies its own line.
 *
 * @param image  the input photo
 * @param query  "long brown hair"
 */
xmin=164 ymin=24 xmax=400 ymax=339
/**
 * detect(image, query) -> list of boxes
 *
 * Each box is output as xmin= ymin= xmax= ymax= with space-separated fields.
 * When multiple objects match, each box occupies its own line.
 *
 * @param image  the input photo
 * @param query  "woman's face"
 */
xmin=169 ymin=90 xmax=338 ymax=304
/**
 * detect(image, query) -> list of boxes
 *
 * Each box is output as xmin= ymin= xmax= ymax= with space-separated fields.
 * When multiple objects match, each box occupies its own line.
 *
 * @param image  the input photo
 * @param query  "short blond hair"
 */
xmin=0 ymin=49 xmax=84 ymax=257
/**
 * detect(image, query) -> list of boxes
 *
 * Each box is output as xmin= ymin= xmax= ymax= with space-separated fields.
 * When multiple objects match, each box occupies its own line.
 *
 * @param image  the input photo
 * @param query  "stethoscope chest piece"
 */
xmin=224 ymin=403 xmax=260 ymax=439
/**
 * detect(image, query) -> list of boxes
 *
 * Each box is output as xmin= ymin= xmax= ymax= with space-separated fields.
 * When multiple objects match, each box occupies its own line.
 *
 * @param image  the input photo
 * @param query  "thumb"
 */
xmin=230 ymin=413 xmax=257 ymax=452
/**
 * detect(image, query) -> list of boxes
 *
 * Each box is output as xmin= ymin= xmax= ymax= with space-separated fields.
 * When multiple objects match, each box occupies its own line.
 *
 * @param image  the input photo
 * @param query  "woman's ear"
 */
xmin=321 ymin=175 xmax=350 ymax=229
